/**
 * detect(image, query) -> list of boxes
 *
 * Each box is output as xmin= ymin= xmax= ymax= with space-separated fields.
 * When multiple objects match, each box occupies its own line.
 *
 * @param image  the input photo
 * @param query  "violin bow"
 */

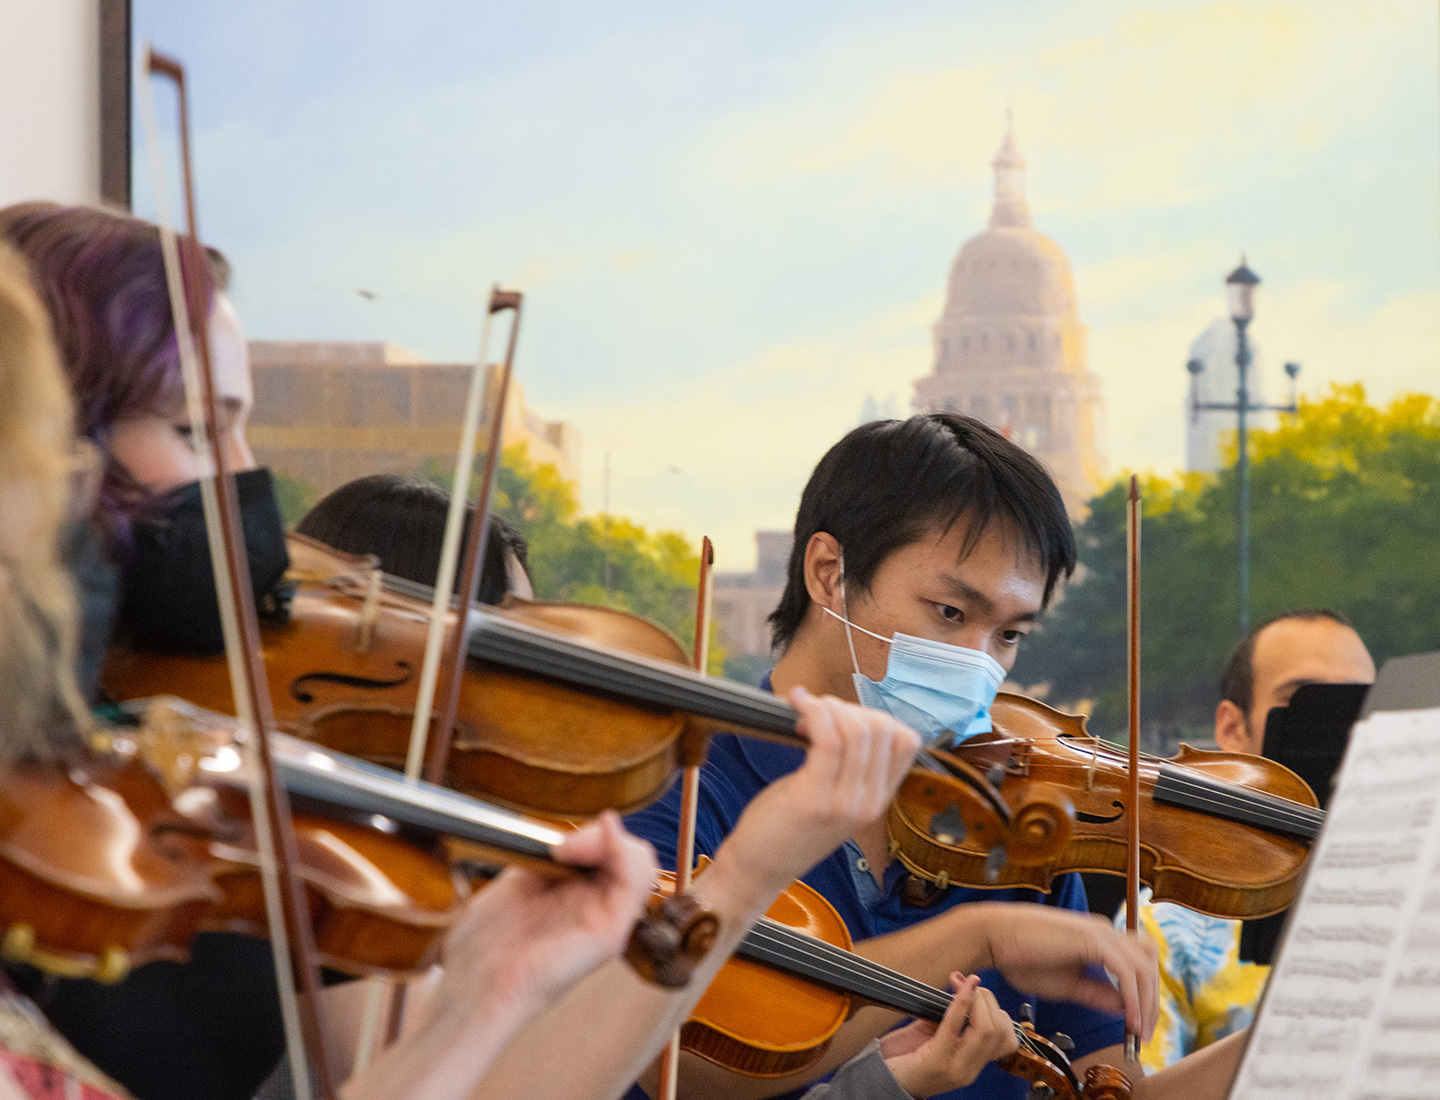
xmin=357 ymin=287 xmax=521 ymax=1056
xmin=426 ymin=287 xmax=523 ymax=786
xmin=394 ymin=286 xmax=521 ymax=789
xmin=137 ymin=49 xmax=338 ymax=1100
xmin=1124 ymin=474 xmax=1142 ymax=1066
xmin=657 ymin=535 xmax=715 ymax=1100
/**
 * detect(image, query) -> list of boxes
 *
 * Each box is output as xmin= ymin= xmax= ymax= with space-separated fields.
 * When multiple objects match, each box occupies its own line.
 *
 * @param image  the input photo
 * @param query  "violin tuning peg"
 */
xmin=1019 ymin=1001 xmax=1035 ymax=1025
xmin=984 ymin=845 xmax=1006 ymax=883
xmin=1028 ymin=1086 xmax=1055 ymax=1100
xmin=986 ymin=764 xmax=1006 ymax=788
xmin=1052 ymin=1032 xmax=1074 ymax=1054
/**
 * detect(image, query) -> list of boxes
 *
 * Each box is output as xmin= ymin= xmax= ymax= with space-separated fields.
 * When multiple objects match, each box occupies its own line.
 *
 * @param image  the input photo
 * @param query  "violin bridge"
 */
xmin=355 ymin=567 xmax=383 ymax=653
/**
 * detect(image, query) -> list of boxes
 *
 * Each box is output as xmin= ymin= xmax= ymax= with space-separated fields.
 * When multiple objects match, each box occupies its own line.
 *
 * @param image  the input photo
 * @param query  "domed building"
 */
xmin=913 ymin=119 xmax=1106 ymax=517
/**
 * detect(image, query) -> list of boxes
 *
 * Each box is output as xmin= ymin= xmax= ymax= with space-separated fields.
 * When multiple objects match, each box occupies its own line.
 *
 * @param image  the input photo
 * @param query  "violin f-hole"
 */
xmin=290 ymin=662 xmax=415 ymax=704
xmin=1075 ymin=801 xmax=1125 ymax=825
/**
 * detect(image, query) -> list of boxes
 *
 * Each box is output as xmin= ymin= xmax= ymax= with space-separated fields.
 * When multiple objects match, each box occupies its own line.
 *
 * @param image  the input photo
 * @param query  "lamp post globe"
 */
xmin=1226 ymin=257 xmax=1260 ymax=323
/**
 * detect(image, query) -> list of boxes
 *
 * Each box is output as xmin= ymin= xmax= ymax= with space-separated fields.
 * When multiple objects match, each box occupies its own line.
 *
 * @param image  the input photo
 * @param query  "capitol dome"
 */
xmin=944 ymin=227 xmax=1078 ymax=320
xmin=912 ymin=115 xmax=1106 ymax=518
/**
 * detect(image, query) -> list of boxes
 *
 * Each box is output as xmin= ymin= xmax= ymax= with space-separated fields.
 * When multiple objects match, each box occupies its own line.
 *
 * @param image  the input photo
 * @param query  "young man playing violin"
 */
xmin=625 ymin=413 xmax=1248 ymax=1100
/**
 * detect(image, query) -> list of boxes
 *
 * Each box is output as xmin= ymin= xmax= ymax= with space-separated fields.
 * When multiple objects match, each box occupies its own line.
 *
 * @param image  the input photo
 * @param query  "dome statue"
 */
xmin=913 ymin=114 xmax=1106 ymax=518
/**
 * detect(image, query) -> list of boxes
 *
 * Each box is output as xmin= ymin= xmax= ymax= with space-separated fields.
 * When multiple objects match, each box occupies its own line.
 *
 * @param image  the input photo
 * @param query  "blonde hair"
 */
xmin=0 ymin=244 xmax=91 ymax=759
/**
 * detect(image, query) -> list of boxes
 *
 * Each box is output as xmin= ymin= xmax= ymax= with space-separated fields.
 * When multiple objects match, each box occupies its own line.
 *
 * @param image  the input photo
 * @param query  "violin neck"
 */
xmin=737 ymin=919 xmax=1043 ymax=1052
xmin=739 ymin=917 xmax=948 ymax=1021
xmin=381 ymin=572 xmax=804 ymax=746
xmin=270 ymin=733 xmax=566 ymax=864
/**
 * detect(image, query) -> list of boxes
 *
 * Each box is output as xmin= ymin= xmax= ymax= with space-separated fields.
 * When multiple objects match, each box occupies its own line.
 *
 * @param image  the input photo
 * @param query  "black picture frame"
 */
xmin=99 ymin=0 xmax=130 ymax=208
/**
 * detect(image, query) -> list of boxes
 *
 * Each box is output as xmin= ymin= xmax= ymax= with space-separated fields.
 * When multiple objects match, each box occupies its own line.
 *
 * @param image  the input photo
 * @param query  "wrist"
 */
xmin=692 ymin=844 xmax=788 ymax=931
xmin=438 ymin=963 xmax=549 ymax=1037
xmin=885 ymin=1059 xmax=927 ymax=1099
xmin=945 ymin=902 xmax=999 ymax=972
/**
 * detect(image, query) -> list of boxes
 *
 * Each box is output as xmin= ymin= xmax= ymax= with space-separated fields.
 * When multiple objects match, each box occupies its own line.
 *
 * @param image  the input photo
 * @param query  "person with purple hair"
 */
xmin=0 ymin=201 xmax=287 ymax=669
xmin=0 ymin=201 xmax=298 ymax=1100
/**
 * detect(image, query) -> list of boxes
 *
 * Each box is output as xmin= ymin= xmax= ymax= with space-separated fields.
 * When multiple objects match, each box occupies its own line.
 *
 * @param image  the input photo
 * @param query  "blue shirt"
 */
xmin=623 ymin=677 xmax=1125 ymax=1100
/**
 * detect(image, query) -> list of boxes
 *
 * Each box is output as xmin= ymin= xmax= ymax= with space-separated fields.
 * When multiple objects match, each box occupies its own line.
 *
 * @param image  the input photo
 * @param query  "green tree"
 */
xmin=422 ymin=444 xmax=727 ymax=675
xmin=1013 ymin=385 xmax=1440 ymax=749
xmin=272 ymin=470 xmax=319 ymax=529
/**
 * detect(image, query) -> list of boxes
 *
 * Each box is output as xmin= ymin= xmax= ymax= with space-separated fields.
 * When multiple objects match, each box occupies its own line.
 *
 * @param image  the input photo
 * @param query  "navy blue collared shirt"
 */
xmin=623 ymin=675 xmax=1124 ymax=1100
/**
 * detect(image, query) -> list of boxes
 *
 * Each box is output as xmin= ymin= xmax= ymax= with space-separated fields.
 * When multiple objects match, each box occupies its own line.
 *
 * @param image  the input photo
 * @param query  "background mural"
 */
xmin=132 ymin=0 xmax=1440 ymax=738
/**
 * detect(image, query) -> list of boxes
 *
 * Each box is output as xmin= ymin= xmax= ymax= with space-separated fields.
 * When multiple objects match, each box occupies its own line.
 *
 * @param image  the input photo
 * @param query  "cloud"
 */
xmin=691 ymin=0 xmax=1436 ymax=220
xmin=566 ymin=291 xmax=939 ymax=568
xmin=142 ymin=0 xmax=1438 ymax=572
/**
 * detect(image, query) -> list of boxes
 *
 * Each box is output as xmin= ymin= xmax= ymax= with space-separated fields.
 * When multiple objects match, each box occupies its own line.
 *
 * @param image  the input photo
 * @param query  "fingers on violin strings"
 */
xmin=939 ymin=972 xmax=981 ymax=1041
xmin=553 ymin=814 xmax=611 ymax=869
xmin=973 ymin=986 xmax=1018 ymax=1060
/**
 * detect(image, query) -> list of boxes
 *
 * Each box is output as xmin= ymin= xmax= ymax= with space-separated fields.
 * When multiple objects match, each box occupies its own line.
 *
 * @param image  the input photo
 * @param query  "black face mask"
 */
xmin=118 ymin=467 xmax=291 ymax=655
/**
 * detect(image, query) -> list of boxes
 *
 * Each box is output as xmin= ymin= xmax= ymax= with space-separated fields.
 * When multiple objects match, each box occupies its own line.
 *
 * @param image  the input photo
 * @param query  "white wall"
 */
xmin=0 ymin=0 xmax=100 ymax=207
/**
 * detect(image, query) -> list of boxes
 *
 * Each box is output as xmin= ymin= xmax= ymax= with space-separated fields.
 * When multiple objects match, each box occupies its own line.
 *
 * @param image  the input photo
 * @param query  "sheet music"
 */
xmin=1232 ymin=706 xmax=1440 ymax=1100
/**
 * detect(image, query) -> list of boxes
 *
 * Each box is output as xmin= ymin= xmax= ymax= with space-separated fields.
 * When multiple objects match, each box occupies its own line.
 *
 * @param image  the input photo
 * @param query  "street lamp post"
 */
xmin=1187 ymin=257 xmax=1301 ymax=637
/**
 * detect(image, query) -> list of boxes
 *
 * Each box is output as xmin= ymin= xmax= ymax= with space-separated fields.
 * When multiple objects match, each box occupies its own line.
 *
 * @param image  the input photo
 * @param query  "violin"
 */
xmin=889 ymin=693 xmax=1323 ymax=920
xmin=0 ymin=699 xmax=716 ymax=989
xmin=105 ymin=537 xmax=1046 ymax=867
xmin=665 ymin=865 xmax=1129 ymax=1100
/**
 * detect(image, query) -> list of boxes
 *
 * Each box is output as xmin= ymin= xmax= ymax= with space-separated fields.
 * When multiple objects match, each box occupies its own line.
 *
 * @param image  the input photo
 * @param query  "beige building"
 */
xmin=912 ymin=120 xmax=1105 ymax=517
xmin=247 ymin=340 xmax=580 ymax=499
xmin=712 ymin=530 xmax=793 ymax=659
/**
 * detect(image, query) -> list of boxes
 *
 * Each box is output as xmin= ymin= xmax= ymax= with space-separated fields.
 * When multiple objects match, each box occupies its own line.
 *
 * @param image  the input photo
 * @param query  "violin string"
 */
xmin=974 ymin=731 xmax=1326 ymax=828
xmin=741 ymin=921 xmax=1052 ymax=1063
xmin=965 ymin=755 xmax=1323 ymax=836
xmin=969 ymin=736 xmax=1322 ymax=826
xmin=996 ymin=763 xmax=1322 ymax=833
xmin=982 ymin=770 xmax=1319 ymax=838
xmin=743 ymin=920 xmax=952 ymax=1016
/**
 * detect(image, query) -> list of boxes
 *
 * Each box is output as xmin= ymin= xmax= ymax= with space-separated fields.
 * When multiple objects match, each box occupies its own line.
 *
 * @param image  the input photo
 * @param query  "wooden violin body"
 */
xmin=669 ymin=867 xmax=1129 ymax=1098
xmin=106 ymin=535 xmax=708 ymax=819
xmin=0 ymin=752 xmax=465 ymax=984
xmin=889 ymin=768 xmax=1074 ymax=886
xmin=900 ymin=694 xmax=1322 ymax=919
xmin=0 ymin=702 xmax=720 ymax=990
xmin=681 ymin=871 xmax=852 ymax=1077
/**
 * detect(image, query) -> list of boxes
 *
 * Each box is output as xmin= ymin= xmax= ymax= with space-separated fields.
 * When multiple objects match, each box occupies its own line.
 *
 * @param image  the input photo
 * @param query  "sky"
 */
xmin=133 ymin=0 xmax=1440 ymax=570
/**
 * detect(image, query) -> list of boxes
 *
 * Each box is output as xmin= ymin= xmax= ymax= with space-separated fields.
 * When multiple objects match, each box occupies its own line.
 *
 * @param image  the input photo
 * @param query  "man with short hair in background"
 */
xmin=1129 ymin=609 xmax=1376 ymax=1071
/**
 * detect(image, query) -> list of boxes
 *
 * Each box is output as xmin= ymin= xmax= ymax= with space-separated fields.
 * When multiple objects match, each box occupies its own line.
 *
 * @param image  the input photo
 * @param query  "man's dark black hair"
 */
xmin=1219 ymin=608 xmax=1353 ymax=715
xmin=768 ymin=413 xmax=1077 ymax=651
xmin=296 ymin=473 xmax=528 ymax=606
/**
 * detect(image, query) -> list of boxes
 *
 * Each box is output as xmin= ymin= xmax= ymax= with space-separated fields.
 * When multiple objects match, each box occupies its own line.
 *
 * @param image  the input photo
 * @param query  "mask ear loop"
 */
xmin=823 ymin=552 xmax=893 ymax=677
xmin=836 ymin=554 xmax=862 ymax=678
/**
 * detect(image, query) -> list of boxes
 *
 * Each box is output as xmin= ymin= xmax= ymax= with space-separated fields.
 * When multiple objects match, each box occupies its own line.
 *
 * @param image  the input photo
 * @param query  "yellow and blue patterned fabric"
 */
xmin=1120 ymin=888 xmax=1270 ymax=1072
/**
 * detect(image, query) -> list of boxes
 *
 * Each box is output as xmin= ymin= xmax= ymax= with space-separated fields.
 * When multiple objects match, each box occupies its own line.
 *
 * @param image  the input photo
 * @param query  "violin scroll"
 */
xmin=998 ymin=1014 xmax=1133 ymax=1100
xmin=1006 ymin=782 xmax=1076 ymax=867
xmin=1079 ymin=1065 xmax=1133 ymax=1100
xmin=888 ymin=762 xmax=1074 ymax=889
xmin=624 ymin=891 xmax=720 ymax=988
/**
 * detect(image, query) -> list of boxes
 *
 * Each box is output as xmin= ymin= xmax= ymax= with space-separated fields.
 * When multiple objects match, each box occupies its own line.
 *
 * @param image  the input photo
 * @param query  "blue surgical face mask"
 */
xmin=824 ymin=561 xmax=1006 ymax=749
